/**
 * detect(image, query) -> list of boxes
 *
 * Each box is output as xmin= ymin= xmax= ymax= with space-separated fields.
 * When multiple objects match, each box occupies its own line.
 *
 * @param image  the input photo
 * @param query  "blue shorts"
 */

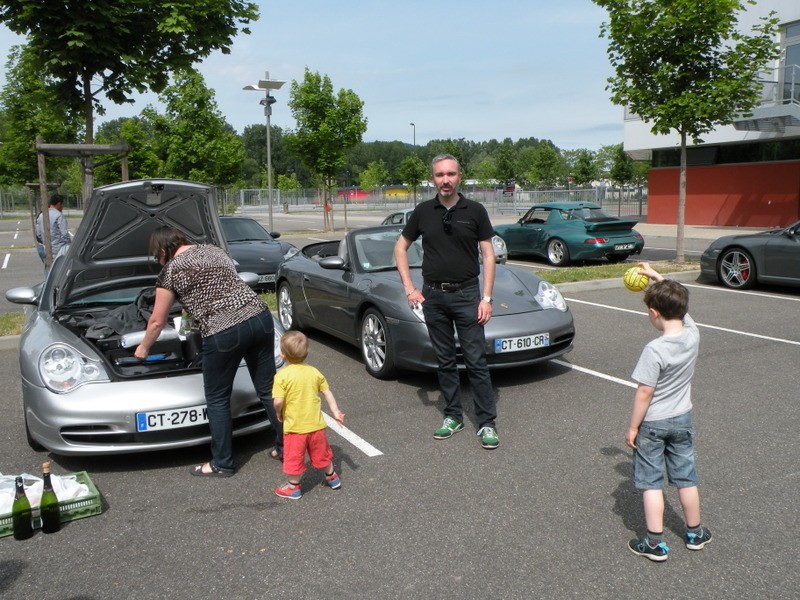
xmin=632 ymin=411 xmax=699 ymax=490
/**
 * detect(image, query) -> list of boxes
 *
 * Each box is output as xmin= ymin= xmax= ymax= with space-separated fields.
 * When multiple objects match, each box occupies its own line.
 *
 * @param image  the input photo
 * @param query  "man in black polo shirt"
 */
xmin=393 ymin=154 xmax=499 ymax=449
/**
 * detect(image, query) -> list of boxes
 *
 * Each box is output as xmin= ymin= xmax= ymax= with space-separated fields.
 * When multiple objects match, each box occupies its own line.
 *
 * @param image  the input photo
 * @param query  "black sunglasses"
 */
xmin=442 ymin=210 xmax=453 ymax=234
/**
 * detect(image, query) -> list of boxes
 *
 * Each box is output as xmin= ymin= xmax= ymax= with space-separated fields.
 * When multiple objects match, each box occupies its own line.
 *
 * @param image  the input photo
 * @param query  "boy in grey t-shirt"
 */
xmin=625 ymin=263 xmax=712 ymax=562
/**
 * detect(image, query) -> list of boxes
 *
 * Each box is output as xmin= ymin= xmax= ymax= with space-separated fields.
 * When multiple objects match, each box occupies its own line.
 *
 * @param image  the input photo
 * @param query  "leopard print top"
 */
xmin=156 ymin=244 xmax=268 ymax=337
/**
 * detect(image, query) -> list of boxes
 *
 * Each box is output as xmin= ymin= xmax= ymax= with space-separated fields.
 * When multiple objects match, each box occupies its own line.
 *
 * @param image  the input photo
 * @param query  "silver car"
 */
xmin=381 ymin=209 xmax=508 ymax=263
xmin=5 ymin=179 xmax=282 ymax=456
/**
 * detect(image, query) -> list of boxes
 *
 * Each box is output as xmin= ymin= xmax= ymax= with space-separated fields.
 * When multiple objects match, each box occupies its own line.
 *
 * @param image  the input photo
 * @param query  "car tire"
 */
xmin=277 ymin=282 xmax=304 ymax=330
xmin=25 ymin=412 xmax=45 ymax=452
xmin=546 ymin=238 xmax=570 ymax=266
xmin=360 ymin=308 xmax=396 ymax=379
xmin=718 ymin=247 xmax=756 ymax=289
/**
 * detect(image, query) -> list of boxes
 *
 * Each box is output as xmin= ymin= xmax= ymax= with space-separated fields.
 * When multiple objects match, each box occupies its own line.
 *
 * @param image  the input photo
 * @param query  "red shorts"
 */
xmin=283 ymin=429 xmax=333 ymax=476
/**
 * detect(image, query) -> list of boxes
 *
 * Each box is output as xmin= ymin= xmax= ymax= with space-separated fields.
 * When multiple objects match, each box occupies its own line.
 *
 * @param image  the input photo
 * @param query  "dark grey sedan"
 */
xmin=221 ymin=216 xmax=298 ymax=290
xmin=699 ymin=220 xmax=800 ymax=289
xmin=275 ymin=225 xmax=575 ymax=379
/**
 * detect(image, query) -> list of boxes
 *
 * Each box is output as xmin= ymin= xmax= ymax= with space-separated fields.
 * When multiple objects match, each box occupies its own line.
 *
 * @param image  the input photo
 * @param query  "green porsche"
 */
xmin=494 ymin=202 xmax=645 ymax=266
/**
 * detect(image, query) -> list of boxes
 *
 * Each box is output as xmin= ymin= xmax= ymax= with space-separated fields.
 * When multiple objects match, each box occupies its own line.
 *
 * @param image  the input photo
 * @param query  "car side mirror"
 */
xmin=238 ymin=271 xmax=259 ymax=287
xmin=270 ymin=232 xmax=281 ymax=239
xmin=5 ymin=286 xmax=38 ymax=305
xmin=319 ymin=256 xmax=346 ymax=270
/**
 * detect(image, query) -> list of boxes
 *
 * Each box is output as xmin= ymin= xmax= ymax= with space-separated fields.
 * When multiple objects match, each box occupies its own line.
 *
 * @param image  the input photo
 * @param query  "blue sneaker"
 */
xmin=685 ymin=527 xmax=712 ymax=550
xmin=324 ymin=472 xmax=341 ymax=490
xmin=628 ymin=537 xmax=669 ymax=562
xmin=275 ymin=482 xmax=302 ymax=500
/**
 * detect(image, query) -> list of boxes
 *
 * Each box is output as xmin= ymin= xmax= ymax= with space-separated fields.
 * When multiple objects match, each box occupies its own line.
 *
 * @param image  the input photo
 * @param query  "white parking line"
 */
xmin=566 ymin=297 xmax=800 ymax=346
xmin=2 ymin=254 xmax=9 ymax=269
xmin=323 ymin=412 xmax=384 ymax=457
xmin=552 ymin=359 xmax=637 ymax=388
xmin=683 ymin=282 xmax=800 ymax=302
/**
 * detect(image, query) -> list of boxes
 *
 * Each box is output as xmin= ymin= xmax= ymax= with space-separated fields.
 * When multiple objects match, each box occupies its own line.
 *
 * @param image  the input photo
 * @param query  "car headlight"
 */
xmin=38 ymin=343 xmax=110 ymax=393
xmin=410 ymin=301 xmax=426 ymax=323
xmin=535 ymin=281 xmax=568 ymax=312
xmin=283 ymin=246 xmax=299 ymax=260
xmin=274 ymin=327 xmax=285 ymax=369
xmin=492 ymin=235 xmax=507 ymax=254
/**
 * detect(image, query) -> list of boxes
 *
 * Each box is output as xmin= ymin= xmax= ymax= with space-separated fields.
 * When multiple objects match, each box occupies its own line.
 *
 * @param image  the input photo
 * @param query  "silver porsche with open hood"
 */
xmin=6 ymin=179 xmax=283 ymax=456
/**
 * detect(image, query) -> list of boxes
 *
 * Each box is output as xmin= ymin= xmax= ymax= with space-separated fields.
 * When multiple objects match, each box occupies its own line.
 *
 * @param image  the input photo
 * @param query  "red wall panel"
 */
xmin=648 ymin=161 xmax=800 ymax=227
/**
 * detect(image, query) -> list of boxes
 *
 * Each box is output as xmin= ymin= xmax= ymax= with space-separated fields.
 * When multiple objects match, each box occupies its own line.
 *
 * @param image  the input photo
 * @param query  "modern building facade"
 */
xmin=624 ymin=0 xmax=800 ymax=227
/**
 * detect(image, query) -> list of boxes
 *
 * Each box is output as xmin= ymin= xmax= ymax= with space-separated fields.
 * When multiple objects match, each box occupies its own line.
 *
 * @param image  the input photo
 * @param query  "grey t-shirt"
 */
xmin=631 ymin=314 xmax=699 ymax=421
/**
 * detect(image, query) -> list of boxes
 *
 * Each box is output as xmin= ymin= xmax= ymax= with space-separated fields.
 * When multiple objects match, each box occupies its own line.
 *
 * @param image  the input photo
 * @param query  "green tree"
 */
xmin=157 ymin=70 xmax=244 ymax=185
xmin=94 ymin=116 xmax=163 ymax=185
xmin=0 ymin=0 xmax=258 ymax=197
xmin=276 ymin=172 xmax=301 ymax=193
xmin=493 ymin=139 xmax=517 ymax=185
xmin=525 ymin=143 xmax=566 ymax=188
xmin=0 ymin=45 xmax=81 ymax=186
xmin=398 ymin=155 xmax=428 ymax=203
xmin=609 ymin=144 xmax=634 ymax=186
xmin=285 ymin=68 xmax=367 ymax=231
xmin=594 ymin=0 xmax=778 ymax=260
xmin=359 ymin=160 xmax=390 ymax=191
xmin=571 ymin=149 xmax=599 ymax=186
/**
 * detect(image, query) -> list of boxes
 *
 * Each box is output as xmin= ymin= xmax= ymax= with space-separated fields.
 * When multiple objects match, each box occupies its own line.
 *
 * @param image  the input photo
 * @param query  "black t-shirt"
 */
xmin=401 ymin=193 xmax=495 ymax=283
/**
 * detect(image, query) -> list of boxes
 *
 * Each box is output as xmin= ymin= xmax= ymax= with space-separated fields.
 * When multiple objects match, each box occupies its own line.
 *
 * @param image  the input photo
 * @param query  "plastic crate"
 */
xmin=0 ymin=471 xmax=102 ymax=538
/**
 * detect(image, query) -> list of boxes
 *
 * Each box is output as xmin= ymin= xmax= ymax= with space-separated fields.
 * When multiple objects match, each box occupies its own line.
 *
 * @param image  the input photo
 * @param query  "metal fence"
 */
xmin=235 ymin=185 xmax=648 ymax=219
xmin=493 ymin=186 xmax=647 ymax=218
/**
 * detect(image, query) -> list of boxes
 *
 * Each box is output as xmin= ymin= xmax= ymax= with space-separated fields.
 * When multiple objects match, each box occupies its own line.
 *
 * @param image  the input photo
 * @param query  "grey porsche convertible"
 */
xmin=275 ymin=226 xmax=575 ymax=379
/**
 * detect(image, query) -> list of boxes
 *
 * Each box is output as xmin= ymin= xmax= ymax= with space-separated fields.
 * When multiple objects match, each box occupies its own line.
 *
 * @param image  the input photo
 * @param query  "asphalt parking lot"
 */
xmin=1 ymin=263 xmax=798 ymax=599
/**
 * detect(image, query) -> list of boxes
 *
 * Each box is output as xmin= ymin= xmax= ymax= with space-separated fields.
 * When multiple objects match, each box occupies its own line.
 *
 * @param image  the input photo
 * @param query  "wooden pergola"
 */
xmin=34 ymin=138 xmax=129 ymax=267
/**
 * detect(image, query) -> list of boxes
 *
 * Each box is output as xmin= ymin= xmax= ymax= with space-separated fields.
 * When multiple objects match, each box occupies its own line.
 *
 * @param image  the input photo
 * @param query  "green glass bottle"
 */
xmin=12 ymin=476 xmax=34 ymax=540
xmin=40 ymin=461 xmax=61 ymax=534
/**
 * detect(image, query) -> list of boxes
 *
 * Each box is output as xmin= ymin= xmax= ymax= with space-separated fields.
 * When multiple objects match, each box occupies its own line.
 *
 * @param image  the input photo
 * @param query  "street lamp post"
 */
xmin=410 ymin=122 xmax=417 ymax=204
xmin=244 ymin=71 xmax=285 ymax=233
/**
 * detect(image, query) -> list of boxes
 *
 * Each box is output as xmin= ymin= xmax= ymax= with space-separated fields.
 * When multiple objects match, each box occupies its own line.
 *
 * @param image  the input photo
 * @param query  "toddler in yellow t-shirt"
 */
xmin=272 ymin=331 xmax=345 ymax=499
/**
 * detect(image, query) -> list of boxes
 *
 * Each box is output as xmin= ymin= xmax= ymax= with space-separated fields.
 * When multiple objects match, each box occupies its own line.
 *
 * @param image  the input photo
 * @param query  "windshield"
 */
xmin=353 ymin=230 xmax=423 ymax=272
xmin=221 ymin=218 xmax=272 ymax=242
xmin=563 ymin=207 xmax=617 ymax=223
xmin=63 ymin=283 xmax=152 ymax=307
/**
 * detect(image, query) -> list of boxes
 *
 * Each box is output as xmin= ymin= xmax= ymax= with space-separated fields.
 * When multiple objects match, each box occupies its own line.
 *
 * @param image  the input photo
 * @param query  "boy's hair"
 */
xmin=643 ymin=279 xmax=689 ymax=320
xmin=280 ymin=331 xmax=309 ymax=364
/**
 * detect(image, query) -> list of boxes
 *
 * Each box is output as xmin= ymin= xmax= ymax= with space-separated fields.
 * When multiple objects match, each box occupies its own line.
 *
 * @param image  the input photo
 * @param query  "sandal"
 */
xmin=189 ymin=462 xmax=234 ymax=478
xmin=269 ymin=448 xmax=283 ymax=461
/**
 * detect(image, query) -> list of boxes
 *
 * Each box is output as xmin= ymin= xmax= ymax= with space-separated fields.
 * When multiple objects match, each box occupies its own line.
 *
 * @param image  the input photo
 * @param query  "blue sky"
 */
xmin=0 ymin=1 xmax=623 ymax=150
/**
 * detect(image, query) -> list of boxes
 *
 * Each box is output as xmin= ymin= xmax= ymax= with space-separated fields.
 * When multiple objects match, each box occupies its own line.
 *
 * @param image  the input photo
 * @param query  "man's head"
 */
xmin=431 ymin=154 xmax=461 ymax=203
xmin=643 ymin=280 xmax=689 ymax=322
xmin=49 ymin=194 xmax=65 ymax=210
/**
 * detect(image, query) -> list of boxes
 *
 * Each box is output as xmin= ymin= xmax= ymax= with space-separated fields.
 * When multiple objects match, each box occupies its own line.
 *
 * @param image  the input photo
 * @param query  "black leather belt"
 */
xmin=424 ymin=278 xmax=479 ymax=292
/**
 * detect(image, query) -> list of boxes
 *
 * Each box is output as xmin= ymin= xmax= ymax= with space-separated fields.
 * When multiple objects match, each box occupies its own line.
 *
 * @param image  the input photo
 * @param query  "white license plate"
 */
xmin=136 ymin=404 xmax=209 ymax=432
xmin=614 ymin=243 xmax=634 ymax=250
xmin=258 ymin=274 xmax=276 ymax=284
xmin=494 ymin=332 xmax=550 ymax=354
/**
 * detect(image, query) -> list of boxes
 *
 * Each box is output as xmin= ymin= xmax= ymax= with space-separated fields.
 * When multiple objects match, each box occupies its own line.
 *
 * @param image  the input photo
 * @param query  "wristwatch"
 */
xmin=482 ymin=296 xmax=493 ymax=304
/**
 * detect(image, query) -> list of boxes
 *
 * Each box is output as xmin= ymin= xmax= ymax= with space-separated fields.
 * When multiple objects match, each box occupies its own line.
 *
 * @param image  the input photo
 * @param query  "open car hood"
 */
xmin=53 ymin=179 xmax=228 ymax=308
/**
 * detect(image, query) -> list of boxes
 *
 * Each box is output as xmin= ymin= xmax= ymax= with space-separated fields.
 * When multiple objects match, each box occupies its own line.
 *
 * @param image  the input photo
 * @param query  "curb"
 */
xmin=555 ymin=270 xmax=702 ymax=294
xmin=0 ymin=335 xmax=20 ymax=351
